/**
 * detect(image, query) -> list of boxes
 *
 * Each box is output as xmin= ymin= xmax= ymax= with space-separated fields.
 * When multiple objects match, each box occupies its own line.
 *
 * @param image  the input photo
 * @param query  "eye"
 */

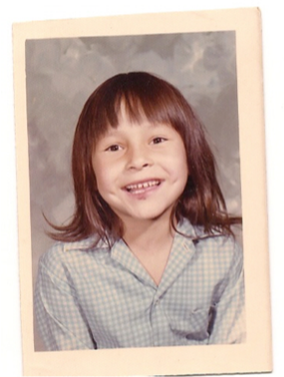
xmin=105 ymin=144 xmax=122 ymax=152
xmin=152 ymin=137 xmax=167 ymax=144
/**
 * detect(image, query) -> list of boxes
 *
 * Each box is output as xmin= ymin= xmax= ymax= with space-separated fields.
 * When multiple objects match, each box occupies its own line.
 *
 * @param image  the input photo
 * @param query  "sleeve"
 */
xmin=208 ymin=240 xmax=246 ymax=344
xmin=34 ymin=247 xmax=97 ymax=351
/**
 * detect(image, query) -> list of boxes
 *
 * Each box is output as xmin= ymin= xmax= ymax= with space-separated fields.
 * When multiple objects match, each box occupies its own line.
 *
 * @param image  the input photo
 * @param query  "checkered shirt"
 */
xmin=34 ymin=219 xmax=245 ymax=351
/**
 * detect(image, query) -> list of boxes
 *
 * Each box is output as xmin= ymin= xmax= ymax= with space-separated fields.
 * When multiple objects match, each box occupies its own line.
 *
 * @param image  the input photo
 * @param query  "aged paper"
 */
xmin=13 ymin=8 xmax=272 ymax=376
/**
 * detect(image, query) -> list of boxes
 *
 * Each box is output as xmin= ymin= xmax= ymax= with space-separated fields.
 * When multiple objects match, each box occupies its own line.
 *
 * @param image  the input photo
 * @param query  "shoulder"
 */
xmin=179 ymin=219 xmax=242 ymax=252
xmin=180 ymin=219 xmax=243 ymax=269
xmin=197 ymin=234 xmax=243 ymax=279
xmin=39 ymin=237 xmax=108 ymax=276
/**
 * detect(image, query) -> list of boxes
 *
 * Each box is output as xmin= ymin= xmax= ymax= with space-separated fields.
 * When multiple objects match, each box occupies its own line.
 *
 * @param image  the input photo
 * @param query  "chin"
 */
xmin=133 ymin=209 xmax=172 ymax=222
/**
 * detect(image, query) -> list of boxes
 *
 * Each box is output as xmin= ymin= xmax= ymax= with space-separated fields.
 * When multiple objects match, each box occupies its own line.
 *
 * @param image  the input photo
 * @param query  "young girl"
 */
xmin=35 ymin=71 xmax=245 ymax=351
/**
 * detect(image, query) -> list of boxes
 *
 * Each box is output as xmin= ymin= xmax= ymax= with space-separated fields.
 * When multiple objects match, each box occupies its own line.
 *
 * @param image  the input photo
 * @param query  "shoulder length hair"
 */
xmin=48 ymin=71 xmax=241 ymax=246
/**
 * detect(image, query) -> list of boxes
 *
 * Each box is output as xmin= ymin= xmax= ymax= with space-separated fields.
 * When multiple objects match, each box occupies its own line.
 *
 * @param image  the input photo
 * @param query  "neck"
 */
xmin=122 ymin=216 xmax=175 ymax=254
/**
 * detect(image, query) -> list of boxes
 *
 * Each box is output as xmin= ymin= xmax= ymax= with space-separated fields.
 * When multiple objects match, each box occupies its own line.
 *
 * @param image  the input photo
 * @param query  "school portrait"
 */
xmin=25 ymin=31 xmax=245 ymax=352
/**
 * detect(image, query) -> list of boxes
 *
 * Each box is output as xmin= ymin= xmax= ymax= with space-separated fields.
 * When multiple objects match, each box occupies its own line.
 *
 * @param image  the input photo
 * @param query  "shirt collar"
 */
xmin=175 ymin=218 xmax=198 ymax=239
xmin=62 ymin=235 xmax=109 ymax=252
xmin=62 ymin=219 xmax=212 ymax=253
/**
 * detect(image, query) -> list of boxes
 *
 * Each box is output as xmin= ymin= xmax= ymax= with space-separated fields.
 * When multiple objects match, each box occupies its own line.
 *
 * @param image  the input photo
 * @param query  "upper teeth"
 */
xmin=126 ymin=180 xmax=160 ymax=191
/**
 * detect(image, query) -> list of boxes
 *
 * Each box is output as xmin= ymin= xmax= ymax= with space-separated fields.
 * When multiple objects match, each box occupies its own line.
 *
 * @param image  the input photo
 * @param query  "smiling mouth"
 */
xmin=124 ymin=179 xmax=161 ymax=194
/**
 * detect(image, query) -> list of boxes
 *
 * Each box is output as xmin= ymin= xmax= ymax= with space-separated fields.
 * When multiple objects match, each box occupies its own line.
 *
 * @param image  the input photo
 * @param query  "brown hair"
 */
xmin=48 ymin=71 xmax=241 ymax=246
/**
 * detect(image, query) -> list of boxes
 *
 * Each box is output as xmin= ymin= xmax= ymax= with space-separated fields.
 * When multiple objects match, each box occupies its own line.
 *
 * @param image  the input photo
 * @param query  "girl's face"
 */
xmin=92 ymin=111 xmax=188 ymax=227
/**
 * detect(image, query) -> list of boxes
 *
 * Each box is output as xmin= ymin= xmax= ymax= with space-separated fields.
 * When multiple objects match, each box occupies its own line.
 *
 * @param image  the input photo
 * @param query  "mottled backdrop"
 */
xmin=25 ymin=31 xmax=241 ymax=351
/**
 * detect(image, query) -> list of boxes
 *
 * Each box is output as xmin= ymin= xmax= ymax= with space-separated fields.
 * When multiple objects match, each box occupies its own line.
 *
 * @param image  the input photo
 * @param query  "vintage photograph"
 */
xmin=13 ymin=8 xmax=271 ymax=376
xmin=26 ymin=31 xmax=243 ymax=352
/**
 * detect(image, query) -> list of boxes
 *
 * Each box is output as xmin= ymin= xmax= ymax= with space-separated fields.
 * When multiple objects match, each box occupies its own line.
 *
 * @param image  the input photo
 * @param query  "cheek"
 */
xmin=92 ymin=159 xmax=107 ymax=191
xmin=170 ymin=137 xmax=188 ymax=170
xmin=166 ymin=157 xmax=188 ymax=191
xmin=93 ymin=163 xmax=118 ymax=199
xmin=173 ymin=147 xmax=189 ymax=176
xmin=94 ymin=170 xmax=110 ymax=192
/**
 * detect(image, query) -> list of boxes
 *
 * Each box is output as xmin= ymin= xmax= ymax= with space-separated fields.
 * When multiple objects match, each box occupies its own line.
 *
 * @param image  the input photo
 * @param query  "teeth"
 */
xmin=126 ymin=180 xmax=160 ymax=192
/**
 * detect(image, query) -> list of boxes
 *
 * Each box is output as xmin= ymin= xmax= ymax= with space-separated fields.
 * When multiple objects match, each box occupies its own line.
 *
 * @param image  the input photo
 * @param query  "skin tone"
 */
xmin=92 ymin=108 xmax=189 ymax=285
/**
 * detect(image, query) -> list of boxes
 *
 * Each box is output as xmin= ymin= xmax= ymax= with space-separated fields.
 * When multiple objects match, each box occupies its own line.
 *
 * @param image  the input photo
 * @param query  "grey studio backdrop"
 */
xmin=25 ymin=31 xmax=242 ymax=351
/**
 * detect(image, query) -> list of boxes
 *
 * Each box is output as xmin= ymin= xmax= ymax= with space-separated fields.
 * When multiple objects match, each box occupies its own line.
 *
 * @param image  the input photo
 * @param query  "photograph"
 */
xmin=12 ymin=7 xmax=271 ymax=376
xmin=26 ymin=30 xmax=243 ymax=352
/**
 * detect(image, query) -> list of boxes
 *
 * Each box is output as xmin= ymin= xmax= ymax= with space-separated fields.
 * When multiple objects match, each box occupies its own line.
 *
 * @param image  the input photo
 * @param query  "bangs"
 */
xmin=89 ymin=72 xmax=190 ymax=141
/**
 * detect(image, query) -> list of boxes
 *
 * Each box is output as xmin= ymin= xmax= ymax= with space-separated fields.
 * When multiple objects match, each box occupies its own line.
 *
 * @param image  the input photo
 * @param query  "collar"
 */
xmin=62 ymin=219 xmax=217 ymax=252
xmin=62 ymin=235 xmax=109 ymax=252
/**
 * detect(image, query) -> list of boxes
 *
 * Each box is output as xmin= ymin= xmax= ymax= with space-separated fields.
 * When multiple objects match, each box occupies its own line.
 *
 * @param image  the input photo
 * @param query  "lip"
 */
xmin=122 ymin=178 xmax=163 ymax=196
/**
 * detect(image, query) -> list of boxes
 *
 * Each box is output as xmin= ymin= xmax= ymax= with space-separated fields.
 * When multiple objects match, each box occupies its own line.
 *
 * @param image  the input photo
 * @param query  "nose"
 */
xmin=126 ymin=144 xmax=152 ymax=170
